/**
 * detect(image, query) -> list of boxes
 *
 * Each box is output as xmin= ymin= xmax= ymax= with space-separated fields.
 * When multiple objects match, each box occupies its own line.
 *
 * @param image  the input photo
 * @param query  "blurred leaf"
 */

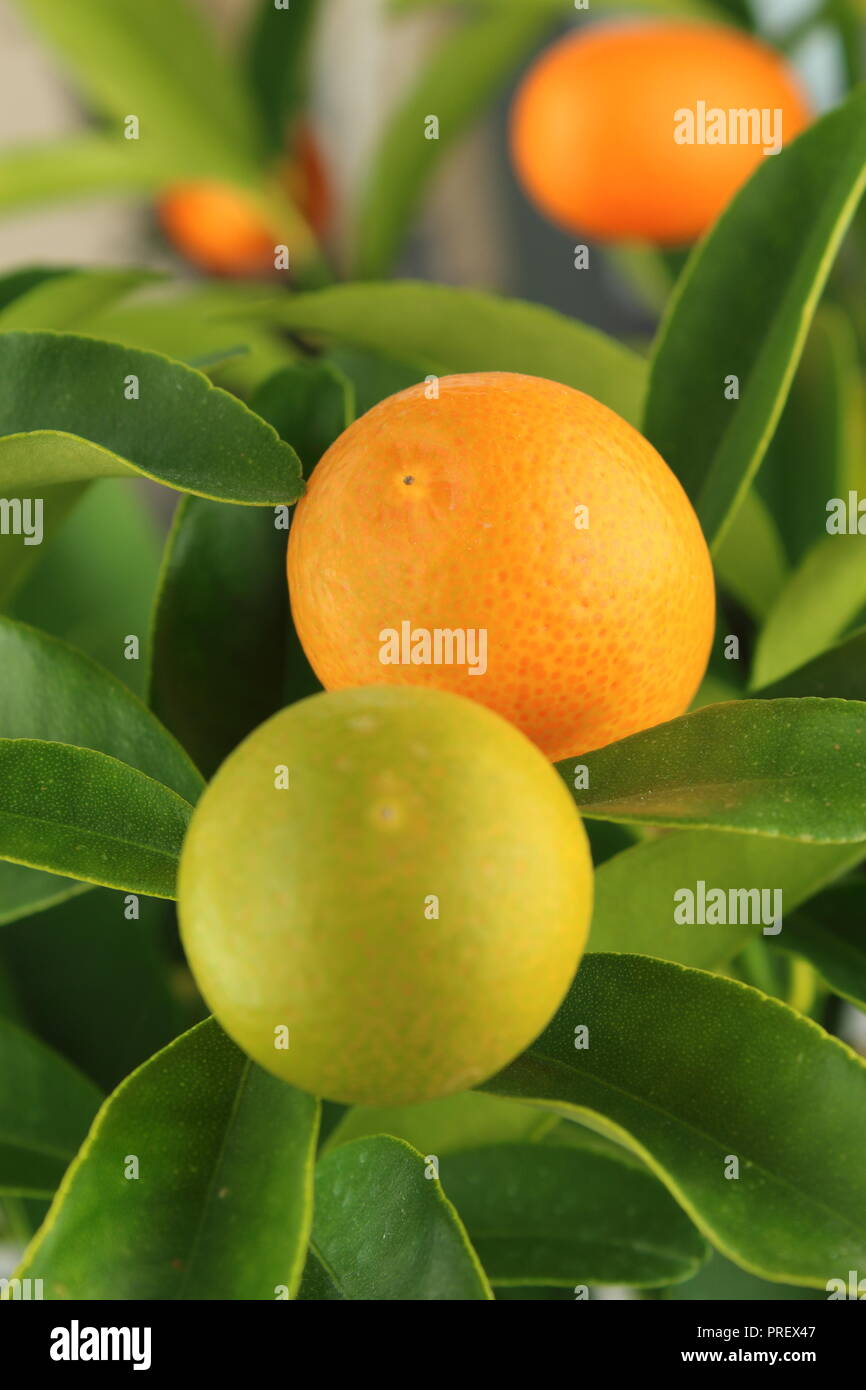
xmin=326 ymin=345 xmax=425 ymax=415
xmin=590 ymin=830 xmax=865 ymax=969
xmin=0 ymin=889 xmax=179 ymax=1092
xmin=663 ymin=1249 xmax=823 ymax=1301
xmin=0 ymin=482 xmax=85 ymax=606
xmin=0 ymin=333 xmax=301 ymax=505
xmin=756 ymin=624 xmax=866 ymax=700
xmin=441 ymin=1142 xmax=707 ymax=1287
xmin=149 ymin=497 xmax=291 ymax=779
xmin=0 ymin=617 xmax=202 ymax=800
xmin=352 ymin=7 xmax=551 ymax=278
xmin=300 ymin=1136 xmax=492 ymax=1300
xmin=565 ymin=698 xmax=866 ymax=842
xmin=244 ymin=0 xmax=319 ymax=154
xmin=713 ymin=489 xmax=788 ymax=621
xmin=645 ymin=86 xmax=866 ymax=547
xmin=758 ymin=306 xmax=864 ymax=565
xmin=324 ymin=1090 xmax=554 ymax=1156
xmin=0 ymin=1016 xmax=101 ymax=1198
xmin=0 ymin=267 xmax=70 ymax=313
xmin=777 ymin=880 xmax=866 ymax=1011
xmin=236 ymin=281 xmax=648 ymax=423
xmin=247 ymin=360 xmax=353 ymax=473
xmin=0 ymin=739 xmax=192 ymax=897
xmin=485 ymin=953 xmax=866 ymax=1286
xmin=14 ymin=1019 xmax=319 ymax=1299
xmin=0 ymin=136 xmax=166 ymax=214
xmin=10 ymin=479 xmax=163 ymax=696
xmin=0 ymin=269 xmax=157 ymax=333
xmin=14 ymin=0 xmax=265 ymax=181
xmin=751 ymin=535 xmax=866 ymax=688
xmin=0 ymin=864 xmax=87 ymax=930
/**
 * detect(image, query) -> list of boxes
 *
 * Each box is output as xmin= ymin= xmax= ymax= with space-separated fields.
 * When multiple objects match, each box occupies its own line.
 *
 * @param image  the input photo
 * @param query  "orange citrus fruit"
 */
xmin=287 ymin=372 xmax=715 ymax=762
xmin=158 ymin=125 xmax=330 ymax=277
xmin=178 ymin=686 xmax=593 ymax=1107
xmin=509 ymin=20 xmax=811 ymax=245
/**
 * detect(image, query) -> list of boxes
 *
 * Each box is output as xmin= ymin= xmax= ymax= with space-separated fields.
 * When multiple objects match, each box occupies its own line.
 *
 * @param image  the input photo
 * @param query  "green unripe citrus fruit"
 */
xmin=178 ymin=686 xmax=593 ymax=1106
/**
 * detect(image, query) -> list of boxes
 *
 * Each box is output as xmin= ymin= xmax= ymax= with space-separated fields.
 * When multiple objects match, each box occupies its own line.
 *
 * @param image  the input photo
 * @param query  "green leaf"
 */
xmin=751 ymin=536 xmax=866 ymax=689
xmin=564 ymin=698 xmax=866 ymax=843
xmin=0 ymin=864 xmax=88 ymax=930
xmin=0 ymin=739 xmax=192 ymax=898
xmin=326 ymin=345 xmax=427 ymax=415
xmin=243 ymin=0 xmax=319 ymax=154
xmin=590 ymin=831 xmax=865 ymax=969
xmin=301 ymin=1136 xmax=492 ymax=1300
xmin=0 ymin=482 xmax=86 ymax=606
xmin=713 ymin=489 xmax=788 ymax=622
xmin=664 ymin=1249 xmax=824 ymax=1302
xmin=9 ymin=479 xmax=164 ymax=696
xmin=324 ymin=1090 xmax=555 ymax=1156
xmin=14 ymin=0 xmax=265 ymax=181
xmin=0 ymin=269 xmax=157 ymax=333
xmin=757 ymin=306 xmax=864 ymax=565
xmin=236 ymin=281 xmax=648 ymax=424
xmin=351 ymin=7 xmax=551 ymax=278
xmin=0 ymin=267 xmax=70 ymax=313
xmin=484 ymin=953 xmax=866 ymax=1286
xmin=440 ymin=1141 xmax=707 ymax=1287
xmin=247 ymin=360 xmax=353 ymax=473
xmin=13 ymin=1019 xmax=319 ymax=1299
xmin=776 ymin=881 xmax=866 ymax=1012
xmin=148 ymin=497 xmax=291 ymax=779
xmin=0 ymin=617 xmax=202 ymax=801
xmin=0 ymin=1015 xmax=101 ymax=1198
xmin=0 ymin=333 xmax=302 ymax=505
xmin=0 ymin=889 xmax=181 ymax=1092
xmin=644 ymin=86 xmax=866 ymax=548
xmin=755 ymin=625 xmax=866 ymax=700
xmin=0 ymin=136 xmax=166 ymax=215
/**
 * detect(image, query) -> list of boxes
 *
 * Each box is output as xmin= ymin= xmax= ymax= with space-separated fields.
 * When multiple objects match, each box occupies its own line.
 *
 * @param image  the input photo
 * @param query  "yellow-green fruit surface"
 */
xmin=178 ymin=686 xmax=593 ymax=1106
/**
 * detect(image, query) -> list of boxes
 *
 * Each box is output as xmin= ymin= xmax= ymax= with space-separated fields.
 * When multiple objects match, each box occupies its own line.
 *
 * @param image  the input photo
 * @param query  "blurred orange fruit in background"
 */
xmin=158 ymin=124 xmax=330 ymax=277
xmin=287 ymin=372 xmax=715 ymax=761
xmin=509 ymin=20 xmax=811 ymax=245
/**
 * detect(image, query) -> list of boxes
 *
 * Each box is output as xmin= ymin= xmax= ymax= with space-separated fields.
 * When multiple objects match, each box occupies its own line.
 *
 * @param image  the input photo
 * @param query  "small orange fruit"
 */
xmin=178 ymin=685 xmax=593 ymax=1107
xmin=287 ymin=372 xmax=715 ymax=761
xmin=509 ymin=20 xmax=811 ymax=245
xmin=158 ymin=124 xmax=330 ymax=277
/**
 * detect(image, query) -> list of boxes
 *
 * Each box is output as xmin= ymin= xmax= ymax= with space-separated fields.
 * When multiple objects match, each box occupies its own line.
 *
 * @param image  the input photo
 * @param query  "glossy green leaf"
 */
xmin=644 ymin=86 xmax=866 ymax=547
xmin=14 ymin=1019 xmax=319 ymax=1299
xmin=713 ymin=489 xmax=788 ymax=621
xmin=440 ymin=1142 xmax=707 ymax=1287
xmin=0 ymin=1016 xmax=101 ymax=1198
xmin=237 ymin=282 xmax=648 ymax=424
xmin=14 ymin=0 xmax=264 ymax=182
xmin=243 ymin=0 xmax=319 ymax=154
xmin=0 ymin=269 xmax=156 ymax=333
xmin=324 ymin=1090 xmax=554 ymax=1156
xmin=0 ymin=889 xmax=181 ymax=1091
xmin=751 ymin=536 xmax=866 ymax=689
xmin=756 ymin=625 xmax=866 ymax=700
xmin=0 ymin=617 xmax=202 ymax=801
xmin=0 ymin=333 xmax=301 ymax=504
xmin=484 ymin=954 xmax=866 ymax=1286
xmin=776 ymin=881 xmax=866 ymax=1012
xmin=565 ymin=698 xmax=866 ymax=842
xmin=9 ymin=479 xmax=164 ymax=696
xmin=247 ymin=360 xmax=353 ymax=473
xmin=590 ymin=830 xmax=865 ymax=969
xmin=352 ymin=7 xmax=551 ymax=278
xmin=0 ymin=739 xmax=192 ymax=898
xmin=148 ymin=497 xmax=292 ymax=779
xmin=0 ymin=136 xmax=166 ymax=214
xmin=301 ymin=1136 xmax=492 ymax=1300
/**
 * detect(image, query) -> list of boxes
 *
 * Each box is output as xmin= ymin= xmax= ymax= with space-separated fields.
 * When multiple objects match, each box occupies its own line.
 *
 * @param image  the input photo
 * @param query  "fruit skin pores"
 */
xmin=177 ymin=686 xmax=593 ymax=1107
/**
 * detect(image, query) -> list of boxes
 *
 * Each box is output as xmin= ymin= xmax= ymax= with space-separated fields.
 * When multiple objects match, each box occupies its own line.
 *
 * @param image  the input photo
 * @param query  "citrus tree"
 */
xmin=1 ymin=0 xmax=866 ymax=1303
